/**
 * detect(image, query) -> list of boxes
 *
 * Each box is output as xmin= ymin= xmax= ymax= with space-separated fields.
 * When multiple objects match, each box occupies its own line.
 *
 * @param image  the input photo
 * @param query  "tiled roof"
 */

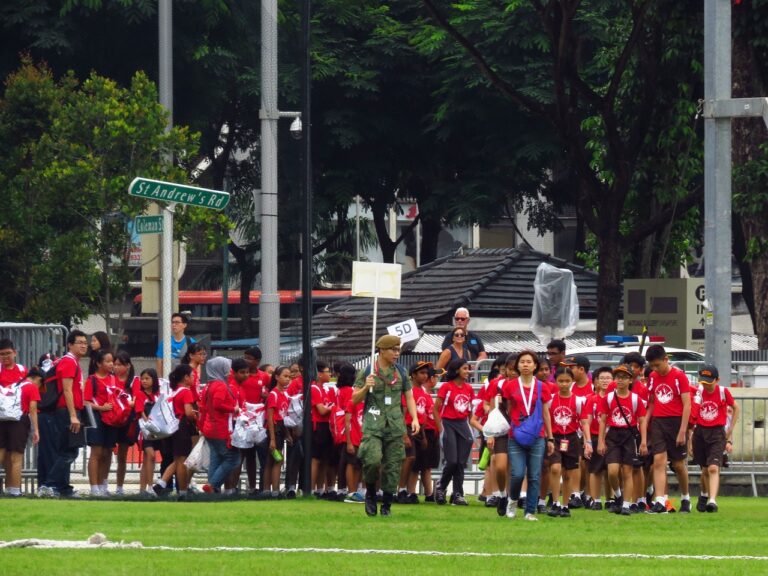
xmin=310 ymin=246 xmax=600 ymax=360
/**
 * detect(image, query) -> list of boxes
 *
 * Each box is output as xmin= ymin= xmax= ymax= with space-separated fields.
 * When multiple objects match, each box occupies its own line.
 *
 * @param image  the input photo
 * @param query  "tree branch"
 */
xmin=421 ymin=0 xmax=547 ymax=116
xmin=623 ymin=186 xmax=703 ymax=245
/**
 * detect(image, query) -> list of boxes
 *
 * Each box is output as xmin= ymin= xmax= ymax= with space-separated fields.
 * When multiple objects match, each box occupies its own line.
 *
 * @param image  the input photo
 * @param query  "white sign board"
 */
xmin=387 ymin=319 xmax=419 ymax=343
xmin=351 ymin=261 xmax=402 ymax=299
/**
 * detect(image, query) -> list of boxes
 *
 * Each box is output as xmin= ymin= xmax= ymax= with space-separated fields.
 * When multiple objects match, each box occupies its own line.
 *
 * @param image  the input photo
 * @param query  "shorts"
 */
xmin=422 ymin=428 xmax=440 ymax=470
xmin=693 ymin=426 xmax=726 ymax=468
xmin=0 ymin=415 xmax=31 ymax=453
xmin=171 ymin=417 xmax=196 ymax=458
xmin=270 ymin=421 xmax=287 ymax=457
xmin=650 ymin=417 xmax=687 ymax=461
xmin=115 ymin=414 xmax=137 ymax=446
xmin=548 ymin=432 xmax=580 ymax=470
xmin=585 ymin=439 xmax=607 ymax=474
xmin=605 ymin=427 xmax=639 ymax=467
xmin=311 ymin=422 xmax=334 ymax=462
xmin=405 ymin=428 xmax=426 ymax=459
xmin=86 ymin=412 xmax=118 ymax=448
xmin=492 ymin=434 xmax=509 ymax=455
xmin=341 ymin=444 xmax=361 ymax=468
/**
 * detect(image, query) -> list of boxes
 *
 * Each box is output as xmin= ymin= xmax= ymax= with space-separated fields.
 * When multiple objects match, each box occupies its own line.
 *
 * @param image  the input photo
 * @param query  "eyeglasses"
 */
xmin=0 ymin=351 xmax=14 ymax=357
xmin=386 ymin=346 xmax=401 ymax=352
xmin=454 ymin=317 xmax=468 ymax=321
xmin=453 ymin=333 xmax=466 ymax=338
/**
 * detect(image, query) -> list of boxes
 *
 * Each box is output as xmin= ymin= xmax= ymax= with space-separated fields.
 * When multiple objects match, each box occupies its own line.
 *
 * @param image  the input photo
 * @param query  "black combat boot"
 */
xmin=380 ymin=491 xmax=393 ymax=517
xmin=365 ymin=484 xmax=378 ymax=517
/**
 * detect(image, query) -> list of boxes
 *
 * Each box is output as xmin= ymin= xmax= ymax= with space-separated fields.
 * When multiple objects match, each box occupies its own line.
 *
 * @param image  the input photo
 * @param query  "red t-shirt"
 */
xmin=84 ymin=373 xmax=118 ymax=405
xmin=55 ymin=353 xmax=84 ymax=410
xmin=336 ymin=386 xmax=354 ymax=413
xmin=135 ymin=388 xmax=158 ymax=415
xmin=549 ymin=393 xmax=581 ymax=435
xmin=437 ymin=381 xmax=474 ymax=421
xmin=267 ymin=388 xmax=290 ymax=423
xmin=172 ymin=386 xmax=195 ymax=419
xmin=404 ymin=384 xmax=431 ymax=425
xmin=599 ymin=391 xmax=647 ymax=428
xmin=582 ymin=393 xmax=605 ymax=437
xmin=310 ymin=382 xmax=331 ymax=424
xmin=12 ymin=380 xmax=41 ymax=414
xmin=238 ymin=370 xmax=269 ymax=405
xmin=692 ymin=385 xmax=734 ymax=428
xmin=502 ymin=378 xmax=552 ymax=436
xmin=345 ymin=398 xmax=364 ymax=446
xmin=201 ymin=380 xmax=238 ymax=440
xmin=648 ymin=366 xmax=690 ymax=418
xmin=424 ymin=389 xmax=439 ymax=431
xmin=287 ymin=376 xmax=303 ymax=397
xmin=0 ymin=363 xmax=27 ymax=387
xmin=481 ymin=376 xmax=504 ymax=403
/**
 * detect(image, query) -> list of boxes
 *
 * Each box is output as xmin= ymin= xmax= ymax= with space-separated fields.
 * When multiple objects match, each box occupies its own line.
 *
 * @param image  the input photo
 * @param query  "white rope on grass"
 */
xmin=1 ymin=535 xmax=767 ymax=561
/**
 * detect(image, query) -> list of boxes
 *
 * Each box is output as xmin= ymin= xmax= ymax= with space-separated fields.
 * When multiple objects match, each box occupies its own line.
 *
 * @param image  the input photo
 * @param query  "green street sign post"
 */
xmin=134 ymin=215 xmax=164 ymax=235
xmin=128 ymin=177 xmax=230 ymax=210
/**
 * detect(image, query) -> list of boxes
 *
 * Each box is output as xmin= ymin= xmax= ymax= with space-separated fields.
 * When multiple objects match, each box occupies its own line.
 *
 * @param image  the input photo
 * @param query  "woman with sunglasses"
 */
xmin=436 ymin=328 xmax=474 ymax=371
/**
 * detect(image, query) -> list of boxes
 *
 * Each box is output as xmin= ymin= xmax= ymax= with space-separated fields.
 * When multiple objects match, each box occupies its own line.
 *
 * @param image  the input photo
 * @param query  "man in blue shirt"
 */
xmin=156 ymin=313 xmax=196 ymax=374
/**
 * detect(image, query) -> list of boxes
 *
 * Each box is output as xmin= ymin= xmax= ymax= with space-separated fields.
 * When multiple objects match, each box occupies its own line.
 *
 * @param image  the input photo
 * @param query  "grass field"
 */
xmin=1 ymin=496 xmax=767 ymax=575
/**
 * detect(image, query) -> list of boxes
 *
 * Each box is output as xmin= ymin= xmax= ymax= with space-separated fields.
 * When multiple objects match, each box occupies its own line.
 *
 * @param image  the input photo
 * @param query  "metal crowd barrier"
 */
xmin=0 ymin=322 xmax=68 ymax=369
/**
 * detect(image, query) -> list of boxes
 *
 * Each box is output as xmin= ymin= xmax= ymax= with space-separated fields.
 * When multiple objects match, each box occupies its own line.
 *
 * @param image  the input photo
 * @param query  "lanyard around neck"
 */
xmin=519 ymin=378 xmax=535 ymax=416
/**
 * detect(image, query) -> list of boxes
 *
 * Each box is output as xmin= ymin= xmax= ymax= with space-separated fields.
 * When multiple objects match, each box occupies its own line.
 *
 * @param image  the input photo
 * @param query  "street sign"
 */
xmin=128 ymin=177 xmax=230 ymax=210
xmin=134 ymin=215 xmax=164 ymax=235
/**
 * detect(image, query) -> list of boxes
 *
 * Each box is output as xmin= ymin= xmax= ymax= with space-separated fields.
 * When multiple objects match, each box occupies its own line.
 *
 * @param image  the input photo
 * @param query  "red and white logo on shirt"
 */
xmin=654 ymin=383 xmax=677 ymax=405
xmin=453 ymin=394 xmax=471 ymax=415
xmin=552 ymin=406 xmax=574 ymax=429
xmin=416 ymin=396 xmax=428 ymax=416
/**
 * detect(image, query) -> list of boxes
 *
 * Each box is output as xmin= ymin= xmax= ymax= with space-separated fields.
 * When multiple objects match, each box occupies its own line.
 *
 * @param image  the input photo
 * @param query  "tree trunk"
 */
xmin=595 ymin=232 xmax=623 ymax=343
xmin=732 ymin=18 xmax=768 ymax=347
xmin=230 ymin=244 xmax=256 ymax=338
xmin=419 ymin=213 xmax=442 ymax=265
xmin=371 ymin=201 xmax=396 ymax=263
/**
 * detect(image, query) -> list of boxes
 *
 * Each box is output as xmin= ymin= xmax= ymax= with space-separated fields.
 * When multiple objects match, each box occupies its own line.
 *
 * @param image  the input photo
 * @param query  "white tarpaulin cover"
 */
xmin=529 ymin=262 xmax=579 ymax=345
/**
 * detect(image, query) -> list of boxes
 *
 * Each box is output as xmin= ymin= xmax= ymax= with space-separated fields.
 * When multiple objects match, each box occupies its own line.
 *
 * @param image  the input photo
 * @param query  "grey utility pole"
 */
xmin=260 ymin=0 xmax=281 ymax=364
xmin=159 ymin=0 xmax=174 ymax=378
xmin=259 ymin=0 xmax=301 ymax=364
xmin=702 ymin=0 xmax=768 ymax=375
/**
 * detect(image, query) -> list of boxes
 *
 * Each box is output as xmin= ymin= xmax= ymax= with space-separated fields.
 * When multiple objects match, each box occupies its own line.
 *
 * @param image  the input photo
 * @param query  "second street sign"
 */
xmin=128 ymin=177 xmax=230 ymax=210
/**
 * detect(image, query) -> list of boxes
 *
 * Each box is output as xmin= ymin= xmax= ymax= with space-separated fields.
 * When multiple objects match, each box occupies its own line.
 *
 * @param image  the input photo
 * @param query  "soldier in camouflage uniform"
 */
xmin=352 ymin=335 xmax=420 ymax=517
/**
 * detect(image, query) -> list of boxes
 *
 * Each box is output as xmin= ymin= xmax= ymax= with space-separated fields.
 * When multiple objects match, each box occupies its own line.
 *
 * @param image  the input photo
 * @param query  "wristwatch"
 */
xmin=547 ymin=438 xmax=555 ymax=443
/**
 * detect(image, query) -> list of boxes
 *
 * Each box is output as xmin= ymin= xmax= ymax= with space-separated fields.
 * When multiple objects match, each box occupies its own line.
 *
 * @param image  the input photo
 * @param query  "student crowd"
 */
xmin=0 ymin=314 xmax=739 ymax=519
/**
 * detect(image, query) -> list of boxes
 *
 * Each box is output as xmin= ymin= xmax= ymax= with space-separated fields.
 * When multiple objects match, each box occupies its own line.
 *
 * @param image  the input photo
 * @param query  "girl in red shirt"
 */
xmin=501 ymin=350 xmax=555 ymax=520
xmin=266 ymin=365 xmax=292 ymax=497
xmin=435 ymin=359 xmax=475 ymax=506
xmin=113 ymin=350 xmax=138 ymax=496
xmin=136 ymin=368 xmax=160 ymax=496
xmin=153 ymin=364 xmax=197 ymax=497
xmin=85 ymin=349 xmax=119 ymax=496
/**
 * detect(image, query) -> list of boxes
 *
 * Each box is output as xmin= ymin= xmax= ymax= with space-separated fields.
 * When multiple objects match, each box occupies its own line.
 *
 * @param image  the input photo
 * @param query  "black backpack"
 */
xmin=38 ymin=360 xmax=61 ymax=412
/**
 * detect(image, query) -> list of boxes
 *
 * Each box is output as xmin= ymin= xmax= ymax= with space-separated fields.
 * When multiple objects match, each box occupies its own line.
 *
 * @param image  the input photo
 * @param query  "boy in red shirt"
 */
xmin=0 ymin=365 xmax=41 ymax=496
xmin=581 ymin=366 xmax=612 ymax=510
xmin=397 ymin=362 xmax=432 ymax=504
xmin=596 ymin=365 xmax=648 ymax=515
xmin=645 ymin=344 xmax=691 ymax=513
xmin=561 ymin=354 xmax=592 ymax=508
xmin=691 ymin=365 xmax=739 ymax=512
xmin=0 ymin=339 xmax=27 ymax=386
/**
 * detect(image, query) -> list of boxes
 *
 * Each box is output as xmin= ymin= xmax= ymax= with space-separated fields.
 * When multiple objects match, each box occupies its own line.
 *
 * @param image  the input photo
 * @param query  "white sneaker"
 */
xmin=114 ymin=487 xmax=125 ymax=496
xmin=524 ymin=513 xmax=539 ymax=521
xmin=37 ymin=486 xmax=55 ymax=498
xmin=506 ymin=499 xmax=517 ymax=519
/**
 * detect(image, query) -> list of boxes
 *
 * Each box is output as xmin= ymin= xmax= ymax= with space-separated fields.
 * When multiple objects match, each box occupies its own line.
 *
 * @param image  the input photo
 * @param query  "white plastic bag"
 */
xmin=483 ymin=407 xmax=511 ymax=438
xmin=529 ymin=262 xmax=579 ymax=345
xmin=0 ymin=383 xmax=23 ymax=421
xmin=141 ymin=393 xmax=179 ymax=440
xmin=185 ymin=437 xmax=210 ymax=472
xmin=284 ymin=394 xmax=304 ymax=429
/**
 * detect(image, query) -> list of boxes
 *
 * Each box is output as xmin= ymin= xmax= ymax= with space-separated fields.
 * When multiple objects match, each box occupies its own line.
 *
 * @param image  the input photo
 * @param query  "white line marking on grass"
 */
xmin=1 ymin=537 xmax=767 ymax=561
